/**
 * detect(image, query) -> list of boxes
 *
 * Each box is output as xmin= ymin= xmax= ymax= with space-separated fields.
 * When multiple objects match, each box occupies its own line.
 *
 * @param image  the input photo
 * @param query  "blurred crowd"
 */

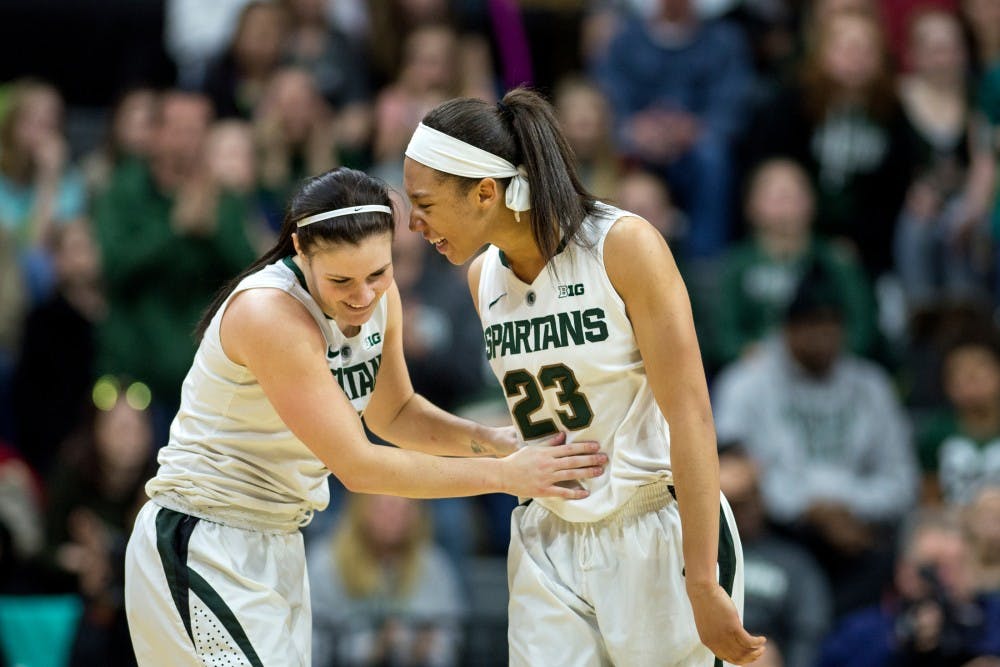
xmin=0 ymin=0 xmax=999 ymax=665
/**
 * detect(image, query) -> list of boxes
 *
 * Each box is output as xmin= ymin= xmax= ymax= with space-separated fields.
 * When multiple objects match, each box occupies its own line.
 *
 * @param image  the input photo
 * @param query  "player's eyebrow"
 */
xmin=325 ymin=262 xmax=392 ymax=280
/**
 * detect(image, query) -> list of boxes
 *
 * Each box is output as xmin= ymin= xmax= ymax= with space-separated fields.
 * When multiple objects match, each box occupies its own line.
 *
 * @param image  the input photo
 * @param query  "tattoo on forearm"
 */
xmin=471 ymin=440 xmax=487 ymax=454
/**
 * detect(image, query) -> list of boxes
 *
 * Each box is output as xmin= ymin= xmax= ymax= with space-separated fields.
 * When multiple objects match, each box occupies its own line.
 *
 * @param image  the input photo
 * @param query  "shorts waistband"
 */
xmin=151 ymin=493 xmax=307 ymax=534
xmin=531 ymin=481 xmax=675 ymax=528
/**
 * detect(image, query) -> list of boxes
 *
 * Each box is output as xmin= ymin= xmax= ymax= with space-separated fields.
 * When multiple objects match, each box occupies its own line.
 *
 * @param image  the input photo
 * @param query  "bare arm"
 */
xmin=220 ymin=287 xmax=601 ymax=498
xmin=363 ymin=282 xmax=517 ymax=457
xmin=604 ymin=217 xmax=765 ymax=665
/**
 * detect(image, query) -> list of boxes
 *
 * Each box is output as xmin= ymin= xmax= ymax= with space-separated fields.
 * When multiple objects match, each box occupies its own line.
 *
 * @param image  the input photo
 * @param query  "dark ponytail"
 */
xmin=194 ymin=167 xmax=395 ymax=340
xmin=421 ymin=87 xmax=599 ymax=261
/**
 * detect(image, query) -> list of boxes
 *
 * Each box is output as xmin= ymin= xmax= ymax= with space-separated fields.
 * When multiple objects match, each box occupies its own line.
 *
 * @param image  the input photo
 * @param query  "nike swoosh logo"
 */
xmin=487 ymin=293 xmax=507 ymax=309
xmin=326 ymin=347 xmax=341 ymax=359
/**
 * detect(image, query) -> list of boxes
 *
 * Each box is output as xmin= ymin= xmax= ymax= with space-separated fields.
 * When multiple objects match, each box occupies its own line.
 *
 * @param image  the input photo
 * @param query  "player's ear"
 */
xmin=474 ymin=177 xmax=499 ymax=208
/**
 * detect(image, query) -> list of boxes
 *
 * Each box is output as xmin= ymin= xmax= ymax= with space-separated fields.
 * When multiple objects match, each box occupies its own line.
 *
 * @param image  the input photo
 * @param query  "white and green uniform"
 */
xmin=126 ymin=257 xmax=387 ymax=667
xmin=478 ymin=204 xmax=743 ymax=667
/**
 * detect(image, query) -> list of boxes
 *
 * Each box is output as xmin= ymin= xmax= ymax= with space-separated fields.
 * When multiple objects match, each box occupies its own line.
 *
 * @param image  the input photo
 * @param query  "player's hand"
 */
xmin=686 ymin=580 xmax=766 ymax=665
xmin=499 ymin=432 xmax=606 ymax=499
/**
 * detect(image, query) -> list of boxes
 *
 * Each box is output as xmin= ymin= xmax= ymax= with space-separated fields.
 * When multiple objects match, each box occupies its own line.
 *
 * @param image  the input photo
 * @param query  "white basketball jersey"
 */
xmin=478 ymin=203 xmax=672 ymax=523
xmin=147 ymin=257 xmax=388 ymax=532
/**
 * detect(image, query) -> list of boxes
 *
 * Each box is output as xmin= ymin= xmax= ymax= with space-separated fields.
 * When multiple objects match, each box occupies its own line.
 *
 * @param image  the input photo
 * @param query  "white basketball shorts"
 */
xmin=125 ymin=501 xmax=311 ymax=666
xmin=507 ymin=483 xmax=744 ymax=667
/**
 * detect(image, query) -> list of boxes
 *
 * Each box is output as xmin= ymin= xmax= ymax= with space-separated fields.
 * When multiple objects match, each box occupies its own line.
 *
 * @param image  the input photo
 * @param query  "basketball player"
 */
xmin=402 ymin=90 xmax=767 ymax=666
xmin=124 ymin=167 xmax=608 ymax=666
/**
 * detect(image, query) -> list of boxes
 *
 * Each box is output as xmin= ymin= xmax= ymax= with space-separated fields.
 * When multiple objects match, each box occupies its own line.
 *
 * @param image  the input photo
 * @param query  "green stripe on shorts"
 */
xmin=154 ymin=507 xmax=264 ymax=667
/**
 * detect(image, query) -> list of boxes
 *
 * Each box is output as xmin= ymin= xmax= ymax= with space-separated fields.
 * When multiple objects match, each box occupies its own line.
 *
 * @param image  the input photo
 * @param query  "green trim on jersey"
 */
xmin=282 ymin=256 xmax=308 ymax=291
xmin=282 ymin=256 xmax=332 ymax=320
xmin=498 ymin=236 xmax=570 ymax=268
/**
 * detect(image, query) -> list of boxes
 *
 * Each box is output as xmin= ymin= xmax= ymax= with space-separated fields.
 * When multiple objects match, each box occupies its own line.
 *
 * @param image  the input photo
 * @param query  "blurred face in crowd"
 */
xmin=897 ymin=526 xmax=975 ymax=603
xmin=909 ymin=11 xmax=967 ymax=82
xmin=293 ymin=232 xmax=395 ymax=330
xmin=264 ymin=68 xmax=325 ymax=144
xmin=616 ymin=170 xmax=679 ymax=239
xmin=821 ymin=14 xmax=884 ymax=91
xmin=943 ymin=344 xmax=1000 ymax=412
xmin=360 ymin=495 xmax=421 ymax=554
xmin=966 ymin=486 xmax=1000 ymax=565
xmin=205 ymin=121 xmax=256 ymax=193
xmin=402 ymin=26 xmax=457 ymax=93
xmin=555 ymin=82 xmax=612 ymax=160
xmin=112 ymin=89 xmax=157 ymax=158
xmin=785 ymin=315 xmax=844 ymax=377
xmin=54 ymin=220 xmax=101 ymax=287
xmin=151 ymin=93 xmax=212 ymax=189
xmin=12 ymin=86 xmax=62 ymax=155
xmin=746 ymin=160 xmax=815 ymax=240
xmin=234 ymin=3 xmax=288 ymax=74
xmin=94 ymin=397 xmax=154 ymax=474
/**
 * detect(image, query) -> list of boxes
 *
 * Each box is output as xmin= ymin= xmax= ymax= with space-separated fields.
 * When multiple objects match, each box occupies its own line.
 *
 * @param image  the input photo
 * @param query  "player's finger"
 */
xmin=553 ymin=466 xmax=604 ymax=482
xmin=538 ymin=431 xmax=566 ymax=447
xmin=556 ymin=453 xmax=607 ymax=470
xmin=550 ymin=441 xmax=601 ymax=457
xmin=546 ymin=485 xmax=590 ymax=499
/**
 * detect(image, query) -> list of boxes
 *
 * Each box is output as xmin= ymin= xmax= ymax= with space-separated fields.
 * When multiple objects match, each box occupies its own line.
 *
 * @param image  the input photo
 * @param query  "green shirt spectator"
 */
xmin=95 ymin=156 xmax=254 ymax=405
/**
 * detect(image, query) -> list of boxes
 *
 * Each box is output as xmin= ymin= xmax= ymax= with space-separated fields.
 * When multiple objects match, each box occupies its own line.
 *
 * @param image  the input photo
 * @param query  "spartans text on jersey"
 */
xmin=484 ymin=308 xmax=608 ymax=360
xmin=331 ymin=355 xmax=382 ymax=401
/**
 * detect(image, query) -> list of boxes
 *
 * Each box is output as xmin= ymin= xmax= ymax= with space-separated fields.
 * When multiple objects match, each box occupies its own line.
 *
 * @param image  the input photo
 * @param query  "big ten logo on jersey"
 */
xmin=363 ymin=332 xmax=382 ymax=350
xmin=558 ymin=283 xmax=585 ymax=298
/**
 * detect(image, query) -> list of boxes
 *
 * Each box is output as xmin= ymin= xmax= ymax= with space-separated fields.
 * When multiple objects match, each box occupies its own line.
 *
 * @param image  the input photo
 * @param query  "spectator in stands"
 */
xmin=714 ymin=264 xmax=918 ymax=616
xmin=201 ymin=1 xmax=291 ymax=119
xmin=80 ymin=88 xmax=157 ymax=201
xmin=371 ymin=23 xmax=495 ymax=186
xmin=966 ymin=485 xmax=1000 ymax=594
xmin=745 ymin=8 xmax=913 ymax=278
xmin=283 ymin=0 xmax=369 ymax=104
xmin=164 ymin=0 xmax=255 ymax=89
xmin=894 ymin=8 xmax=996 ymax=308
xmin=0 ymin=78 xmax=86 ymax=302
xmin=916 ymin=334 xmax=1000 ymax=505
xmin=308 ymin=493 xmax=464 ymax=667
xmin=254 ymin=67 xmax=340 ymax=231
xmin=719 ymin=445 xmax=833 ymax=667
xmin=45 ymin=374 xmax=154 ymax=666
xmin=713 ymin=158 xmax=877 ymax=368
xmin=615 ymin=166 xmax=684 ymax=245
xmin=12 ymin=220 xmax=104 ymax=477
xmin=93 ymin=91 xmax=256 ymax=445
xmin=281 ymin=0 xmax=373 ymax=160
xmin=204 ymin=119 xmax=274 ymax=254
xmin=593 ymin=0 xmax=755 ymax=258
xmin=367 ymin=0 xmax=452 ymax=87
xmin=818 ymin=509 xmax=1000 ymax=667
xmin=553 ymin=75 xmax=622 ymax=200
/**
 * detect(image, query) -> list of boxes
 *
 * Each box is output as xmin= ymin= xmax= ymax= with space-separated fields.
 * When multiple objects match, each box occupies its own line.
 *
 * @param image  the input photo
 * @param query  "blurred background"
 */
xmin=0 ymin=0 xmax=999 ymax=665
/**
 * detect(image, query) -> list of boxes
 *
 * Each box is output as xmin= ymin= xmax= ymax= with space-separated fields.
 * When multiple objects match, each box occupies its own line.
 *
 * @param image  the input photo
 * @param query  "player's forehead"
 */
xmin=402 ymin=157 xmax=452 ymax=200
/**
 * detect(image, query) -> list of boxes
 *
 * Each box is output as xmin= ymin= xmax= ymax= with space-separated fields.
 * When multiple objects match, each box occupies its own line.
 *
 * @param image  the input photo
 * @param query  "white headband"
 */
xmin=405 ymin=123 xmax=531 ymax=221
xmin=296 ymin=205 xmax=392 ymax=228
